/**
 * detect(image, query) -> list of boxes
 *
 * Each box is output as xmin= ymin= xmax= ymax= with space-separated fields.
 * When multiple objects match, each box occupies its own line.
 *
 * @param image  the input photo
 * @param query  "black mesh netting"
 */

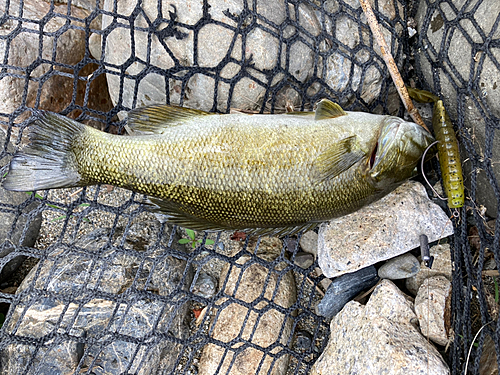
xmin=0 ymin=0 xmax=498 ymax=374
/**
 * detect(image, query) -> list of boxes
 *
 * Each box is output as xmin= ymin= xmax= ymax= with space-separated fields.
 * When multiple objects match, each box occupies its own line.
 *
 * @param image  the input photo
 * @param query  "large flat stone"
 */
xmin=318 ymin=181 xmax=453 ymax=278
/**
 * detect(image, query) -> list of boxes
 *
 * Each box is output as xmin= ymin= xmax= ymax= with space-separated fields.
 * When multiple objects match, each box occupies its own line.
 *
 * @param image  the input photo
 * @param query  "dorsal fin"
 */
xmin=315 ymin=99 xmax=347 ymax=120
xmin=127 ymin=104 xmax=214 ymax=135
xmin=314 ymin=135 xmax=365 ymax=182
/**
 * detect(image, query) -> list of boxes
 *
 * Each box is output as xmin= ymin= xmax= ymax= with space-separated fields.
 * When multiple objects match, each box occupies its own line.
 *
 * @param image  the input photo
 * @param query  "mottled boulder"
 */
xmin=318 ymin=181 xmax=453 ymax=278
xmin=310 ymin=280 xmax=450 ymax=375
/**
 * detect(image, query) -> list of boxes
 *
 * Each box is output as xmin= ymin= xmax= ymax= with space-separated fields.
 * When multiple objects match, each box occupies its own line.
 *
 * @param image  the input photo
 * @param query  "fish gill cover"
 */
xmin=0 ymin=0 xmax=498 ymax=374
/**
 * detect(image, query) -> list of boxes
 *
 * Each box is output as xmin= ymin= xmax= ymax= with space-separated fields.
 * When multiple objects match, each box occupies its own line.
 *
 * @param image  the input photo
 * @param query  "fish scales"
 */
xmin=3 ymin=100 xmax=434 ymax=234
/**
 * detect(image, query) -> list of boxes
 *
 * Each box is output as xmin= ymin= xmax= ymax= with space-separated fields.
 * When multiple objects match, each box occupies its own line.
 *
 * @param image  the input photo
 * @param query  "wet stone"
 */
xmin=0 ymin=221 xmax=193 ymax=375
xmin=191 ymin=271 xmax=217 ymax=300
xmin=378 ymin=252 xmax=420 ymax=280
xmin=316 ymin=266 xmax=378 ymax=319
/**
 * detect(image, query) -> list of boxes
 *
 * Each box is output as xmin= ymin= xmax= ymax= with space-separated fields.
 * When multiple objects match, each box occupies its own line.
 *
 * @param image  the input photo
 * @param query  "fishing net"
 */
xmin=0 ymin=0 xmax=498 ymax=374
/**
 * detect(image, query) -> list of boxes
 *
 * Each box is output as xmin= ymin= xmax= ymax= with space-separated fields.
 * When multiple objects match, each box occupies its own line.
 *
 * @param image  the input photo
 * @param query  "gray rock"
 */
xmin=416 ymin=0 xmax=500 ymax=217
xmin=310 ymin=279 xmax=450 ymax=375
xmin=323 ymin=0 xmax=405 ymax=107
xmin=318 ymin=181 xmax=453 ymax=278
xmin=0 ymin=134 xmax=41 ymax=283
xmin=0 ymin=0 xmax=110 ymax=127
xmin=102 ymin=0 xmax=320 ymax=115
xmin=414 ymin=276 xmax=452 ymax=346
xmin=198 ymin=236 xmax=296 ymax=375
xmin=191 ymin=271 xmax=217 ymax=299
xmin=299 ymin=230 xmax=318 ymax=257
xmin=406 ymin=244 xmax=452 ymax=295
xmin=316 ymin=266 xmax=378 ymax=319
xmin=1 ymin=221 xmax=192 ymax=375
xmin=294 ymin=252 xmax=314 ymax=269
xmin=378 ymin=252 xmax=420 ymax=280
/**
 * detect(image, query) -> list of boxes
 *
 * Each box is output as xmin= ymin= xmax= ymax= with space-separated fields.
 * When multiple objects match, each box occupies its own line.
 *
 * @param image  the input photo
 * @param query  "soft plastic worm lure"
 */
xmin=408 ymin=88 xmax=464 ymax=209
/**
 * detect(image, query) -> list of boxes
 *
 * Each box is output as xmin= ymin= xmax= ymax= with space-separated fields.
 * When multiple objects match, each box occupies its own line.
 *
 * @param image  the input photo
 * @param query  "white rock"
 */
xmin=414 ymin=276 xmax=452 ymax=346
xmin=299 ymin=230 xmax=318 ymax=257
xmin=406 ymin=244 xmax=452 ymax=295
xmin=310 ymin=279 xmax=450 ymax=375
xmin=318 ymin=181 xmax=453 ymax=278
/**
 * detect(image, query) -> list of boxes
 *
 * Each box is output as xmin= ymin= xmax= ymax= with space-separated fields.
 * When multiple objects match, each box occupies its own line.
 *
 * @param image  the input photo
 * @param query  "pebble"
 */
xmin=414 ymin=276 xmax=452 ymax=346
xmin=378 ymin=252 xmax=420 ymax=280
xmin=318 ymin=181 xmax=453 ymax=278
xmin=294 ymin=252 xmax=315 ymax=269
xmin=316 ymin=266 xmax=378 ymax=319
xmin=294 ymin=330 xmax=313 ymax=353
xmin=310 ymin=280 xmax=450 ymax=375
xmin=299 ymin=230 xmax=318 ymax=257
xmin=406 ymin=244 xmax=452 ymax=295
xmin=191 ymin=271 xmax=217 ymax=300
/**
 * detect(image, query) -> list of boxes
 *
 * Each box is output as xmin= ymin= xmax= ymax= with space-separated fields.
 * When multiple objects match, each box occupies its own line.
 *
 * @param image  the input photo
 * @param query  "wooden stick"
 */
xmin=358 ymin=0 xmax=430 ymax=133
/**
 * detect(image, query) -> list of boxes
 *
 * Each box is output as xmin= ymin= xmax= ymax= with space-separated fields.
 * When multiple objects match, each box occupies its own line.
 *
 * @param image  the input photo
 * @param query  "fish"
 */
xmin=2 ymin=99 xmax=434 ymax=235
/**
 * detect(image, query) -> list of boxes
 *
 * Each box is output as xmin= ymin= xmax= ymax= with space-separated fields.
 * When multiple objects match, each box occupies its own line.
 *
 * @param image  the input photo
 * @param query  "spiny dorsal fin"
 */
xmin=315 ymin=99 xmax=347 ymax=120
xmin=127 ymin=104 xmax=214 ymax=135
xmin=314 ymin=135 xmax=364 ymax=182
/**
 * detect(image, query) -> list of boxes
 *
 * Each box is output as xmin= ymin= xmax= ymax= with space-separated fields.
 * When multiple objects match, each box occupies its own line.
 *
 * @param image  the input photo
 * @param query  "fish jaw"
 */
xmin=369 ymin=117 xmax=434 ymax=188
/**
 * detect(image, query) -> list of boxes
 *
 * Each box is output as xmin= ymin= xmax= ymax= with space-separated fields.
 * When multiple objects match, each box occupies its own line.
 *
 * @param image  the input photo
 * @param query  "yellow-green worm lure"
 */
xmin=408 ymin=87 xmax=464 ymax=208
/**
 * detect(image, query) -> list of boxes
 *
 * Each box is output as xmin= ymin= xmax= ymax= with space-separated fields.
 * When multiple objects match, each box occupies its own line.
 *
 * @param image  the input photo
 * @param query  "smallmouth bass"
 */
xmin=3 ymin=100 xmax=434 ymax=235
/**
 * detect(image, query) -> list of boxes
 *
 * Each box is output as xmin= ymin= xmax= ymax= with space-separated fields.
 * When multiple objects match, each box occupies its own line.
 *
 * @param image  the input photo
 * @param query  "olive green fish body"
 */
xmin=3 ymin=101 xmax=434 ymax=234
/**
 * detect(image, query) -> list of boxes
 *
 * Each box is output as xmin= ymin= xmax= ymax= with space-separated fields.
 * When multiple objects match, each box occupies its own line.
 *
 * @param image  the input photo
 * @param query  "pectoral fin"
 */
xmin=314 ymin=136 xmax=364 ymax=182
xmin=127 ymin=104 xmax=214 ymax=135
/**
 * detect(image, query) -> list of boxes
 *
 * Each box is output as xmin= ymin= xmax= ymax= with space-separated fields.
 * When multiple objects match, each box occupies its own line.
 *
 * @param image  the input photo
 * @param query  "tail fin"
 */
xmin=3 ymin=112 xmax=84 ymax=192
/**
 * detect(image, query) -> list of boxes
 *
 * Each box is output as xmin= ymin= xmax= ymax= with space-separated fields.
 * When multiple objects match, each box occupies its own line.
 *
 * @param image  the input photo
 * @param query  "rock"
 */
xmin=378 ymin=252 xmax=420 ymax=280
xmin=102 ymin=0 xmax=320 ymax=115
xmin=323 ymin=0 xmax=405 ymax=107
xmin=406 ymin=244 xmax=452 ymax=295
xmin=0 ymin=0 xmax=112 ymax=129
xmin=0 ymin=134 xmax=41 ymax=282
xmin=299 ymin=230 xmax=318 ymax=257
xmin=416 ymin=0 xmax=500 ymax=217
xmin=0 ymin=220 xmax=192 ymax=375
xmin=191 ymin=271 xmax=217 ymax=299
xmin=414 ymin=276 xmax=452 ymax=346
xmin=316 ymin=266 xmax=378 ymax=319
xmin=294 ymin=252 xmax=314 ymax=269
xmin=198 ymin=236 xmax=296 ymax=375
xmin=294 ymin=330 xmax=313 ymax=353
xmin=479 ymin=335 xmax=499 ymax=375
xmin=317 ymin=181 xmax=453 ymax=278
xmin=310 ymin=279 xmax=450 ymax=375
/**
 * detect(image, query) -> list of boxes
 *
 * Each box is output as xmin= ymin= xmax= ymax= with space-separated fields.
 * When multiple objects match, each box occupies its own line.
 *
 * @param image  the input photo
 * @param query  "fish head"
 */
xmin=369 ymin=117 xmax=435 ymax=188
